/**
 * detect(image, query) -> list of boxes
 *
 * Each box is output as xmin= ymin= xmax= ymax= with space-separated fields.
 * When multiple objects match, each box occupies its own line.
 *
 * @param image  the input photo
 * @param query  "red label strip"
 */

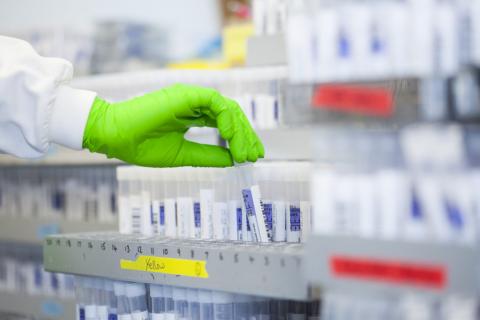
xmin=311 ymin=84 xmax=394 ymax=117
xmin=331 ymin=255 xmax=446 ymax=290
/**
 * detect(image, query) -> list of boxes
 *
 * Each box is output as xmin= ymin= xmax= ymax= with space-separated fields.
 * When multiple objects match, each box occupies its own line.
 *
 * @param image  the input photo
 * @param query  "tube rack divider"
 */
xmin=43 ymin=232 xmax=308 ymax=300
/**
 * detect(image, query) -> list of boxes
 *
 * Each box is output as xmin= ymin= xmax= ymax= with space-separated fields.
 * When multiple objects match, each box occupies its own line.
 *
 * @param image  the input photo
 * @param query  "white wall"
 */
xmin=0 ymin=0 xmax=222 ymax=59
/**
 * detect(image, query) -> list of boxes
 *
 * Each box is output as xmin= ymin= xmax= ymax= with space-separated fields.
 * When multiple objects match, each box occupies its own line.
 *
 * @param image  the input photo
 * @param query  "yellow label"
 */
xmin=223 ymin=23 xmax=254 ymax=65
xmin=120 ymin=255 xmax=208 ymax=278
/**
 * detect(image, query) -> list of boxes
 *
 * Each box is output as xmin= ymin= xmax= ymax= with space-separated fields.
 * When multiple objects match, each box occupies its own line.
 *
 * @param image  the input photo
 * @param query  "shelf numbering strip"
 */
xmin=43 ymin=233 xmax=308 ymax=300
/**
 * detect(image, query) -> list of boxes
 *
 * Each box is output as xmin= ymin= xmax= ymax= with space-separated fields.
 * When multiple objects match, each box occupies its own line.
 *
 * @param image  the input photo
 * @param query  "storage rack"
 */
xmin=43 ymin=233 xmax=480 ymax=302
xmin=43 ymin=232 xmax=308 ymax=300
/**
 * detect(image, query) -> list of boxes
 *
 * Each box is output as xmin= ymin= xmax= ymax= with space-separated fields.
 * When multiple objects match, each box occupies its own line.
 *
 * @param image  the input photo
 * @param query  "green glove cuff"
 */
xmin=82 ymin=96 xmax=112 ymax=156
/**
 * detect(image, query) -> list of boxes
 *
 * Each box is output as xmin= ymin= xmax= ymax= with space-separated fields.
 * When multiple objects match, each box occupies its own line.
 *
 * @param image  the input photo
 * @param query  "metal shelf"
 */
xmin=305 ymin=234 xmax=479 ymax=298
xmin=246 ymin=34 xmax=286 ymax=67
xmin=0 ymin=291 xmax=75 ymax=320
xmin=256 ymin=127 xmax=312 ymax=160
xmin=72 ymin=66 xmax=287 ymax=101
xmin=43 ymin=232 xmax=308 ymax=300
xmin=0 ymin=217 xmax=117 ymax=244
xmin=0 ymin=146 xmax=121 ymax=166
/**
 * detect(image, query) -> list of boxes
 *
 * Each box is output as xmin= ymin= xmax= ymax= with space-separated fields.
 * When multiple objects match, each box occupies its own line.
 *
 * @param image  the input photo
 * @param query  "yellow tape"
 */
xmin=120 ymin=255 xmax=209 ymax=278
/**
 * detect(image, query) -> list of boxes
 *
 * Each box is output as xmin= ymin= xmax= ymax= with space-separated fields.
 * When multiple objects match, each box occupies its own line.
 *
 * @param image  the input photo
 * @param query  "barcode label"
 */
xmin=236 ymin=208 xmax=242 ymax=231
xmin=242 ymin=189 xmax=261 ymax=242
xmin=150 ymin=204 xmax=157 ymax=225
xmin=160 ymin=205 xmax=165 ymax=226
xmin=263 ymin=203 xmax=273 ymax=232
xmin=131 ymin=205 xmax=142 ymax=234
xmin=79 ymin=308 xmax=85 ymax=320
xmin=290 ymin=206 xmax=301 ymax=231
xmin=194 ymin=202 xmax=201 ymax=228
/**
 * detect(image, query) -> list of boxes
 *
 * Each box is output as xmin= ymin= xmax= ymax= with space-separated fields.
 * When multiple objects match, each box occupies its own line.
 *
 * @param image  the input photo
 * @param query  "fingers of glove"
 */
xmin=228 ymin=127 xmax=248 ymax=163
xmin=134 ymin=134 xmax=186 ymax=167
xmin=247 ymin=139 xmax=259 ymax=162
xmin=170 ymin=85 xmax=236 ymax=140
xmin=215 ymin=107 xmax=235 ymax=141
xmin=218 ymin=98 xmax=256 ymax=163
xmin=159 ymin=84 xmax=221 ymax=118
xmin=253 ymin=131 xmax=265 ymax=158
xmin=177 ymin=140 xmax=234 ymax=167
xmin=235 ymin=108 xmax=264 ymax=162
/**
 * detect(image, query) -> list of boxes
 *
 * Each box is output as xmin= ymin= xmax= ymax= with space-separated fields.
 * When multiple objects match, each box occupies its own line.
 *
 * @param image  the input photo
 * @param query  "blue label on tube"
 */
xmin=411 ymin=189 xmax=423 ymax=220
xmin=160 ymin=205 xmax=165 ymax=225
xmin=263 ymin=203 xmax=273 ymax=231
xmin=444 ymin=199 xmax=463 ymax=230
xmin=289 ymin=206 xmax=301 ymax=231
xmin=150 ymin=204 xmax=155 ymax=224
xmin=79 ymin=308 xmax=85 ymax=320
xmin=34 ymin=265 xmax=43 ymax=287
xmin=194 ymin=202 xmax=201 ymax=228
xmin=242 ymin=189 xmax=256 ymax=218
xmin=236 ymin=208 xmax=242 ymax=231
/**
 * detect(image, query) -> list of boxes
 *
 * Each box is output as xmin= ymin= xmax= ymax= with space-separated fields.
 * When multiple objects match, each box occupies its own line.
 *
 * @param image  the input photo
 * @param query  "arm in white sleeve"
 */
xmin=0 ymin=35 xmax=97 ymax=158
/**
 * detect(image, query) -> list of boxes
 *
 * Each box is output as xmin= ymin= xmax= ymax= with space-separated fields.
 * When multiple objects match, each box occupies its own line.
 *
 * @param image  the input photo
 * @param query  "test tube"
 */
xmin=270 ymin=163 xmax=287 ymax=243
xmin=213 ymin=291 xmax=234 ymax=320
xmin=173 ymin=286 xmax=189 ymax=320
xmin=125 ymin=282 xmax=148 ymax=320
xmin=74 ymin=277 xmax=86 ymax=320
xmin=95 ymin=279 xmax=109 ymax=320
xmin=213 ymin=169 xmax=229 ymax=240
xmin=140 ymin=168 xmax=154 ymax=236
xmin=299 ymin=163 xmax=312 ymax=242
xmin=150 ymin=170 xmax=162 ymax=236
xmin=104 ymin=280 xmax=117 ymax=320
xmin=233 ymin=294 xmax=251 ymax=320
xmin=117 ymin=167 xmax=132 ymax=235
xmin=176 ymin=168 xmax=193 ymax=238
xmin=286 ymin=166 xmax=302 ymax=243
xmin=200 ymin=168 xmax=215 ymax=240
xmin=192 ymin=170 xmax=202 ymax=239
xmin=238 ymin=165 xmax=269 ymax=243
xmin=199 ymin=289 xmax=214 ymax=320
xmin=164 ymin=170 xmax=177 ymax=238
xmin=164 ymin=285 xmax=176 ymax=320
xmin=83 ymin=277 xmax=97 ymax=320
xmin=307 ymin=300 xmax=321 ymax=320
xmin=114 ymin=281 xmax=132 ymax=320
xmin=188 ymin=288 xmax=201 ymax=320
xmin=258 ymin=164 xmax=274 ymax=240
xmin=226 ymin=167 xmax=242 ymax=241
xmin=287 ymin=300 xmax=306 ymax=320
xmin=149 ymin=284 xmax=165 ymax=320
xmin=270 ymin=299 xmax=288 ymax=320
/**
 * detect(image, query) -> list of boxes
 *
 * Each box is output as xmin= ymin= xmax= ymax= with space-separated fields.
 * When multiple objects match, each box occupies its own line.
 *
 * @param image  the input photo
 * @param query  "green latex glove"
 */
xmin=82 ymin=84 xmax=264 ymax=167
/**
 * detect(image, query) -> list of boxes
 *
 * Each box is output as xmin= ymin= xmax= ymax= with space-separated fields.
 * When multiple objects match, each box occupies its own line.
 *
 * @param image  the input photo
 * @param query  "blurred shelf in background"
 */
xmin=0 ymin=216 xmax=116 ymax=244
xmin=0 ymin=147 xmax=120 ymax=166
xmin=0 ymin=291 xmax=75 ymax=320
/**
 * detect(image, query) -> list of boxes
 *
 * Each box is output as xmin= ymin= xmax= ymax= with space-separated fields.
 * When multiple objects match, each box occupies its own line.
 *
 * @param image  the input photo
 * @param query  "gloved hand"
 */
xmin=82 ymin=84 xmax=264 ymax=167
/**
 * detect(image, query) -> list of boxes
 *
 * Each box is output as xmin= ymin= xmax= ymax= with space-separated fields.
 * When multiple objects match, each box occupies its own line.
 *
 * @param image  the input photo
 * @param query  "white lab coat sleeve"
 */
xmin=0 ymin=35 xmax=97 ymax=158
